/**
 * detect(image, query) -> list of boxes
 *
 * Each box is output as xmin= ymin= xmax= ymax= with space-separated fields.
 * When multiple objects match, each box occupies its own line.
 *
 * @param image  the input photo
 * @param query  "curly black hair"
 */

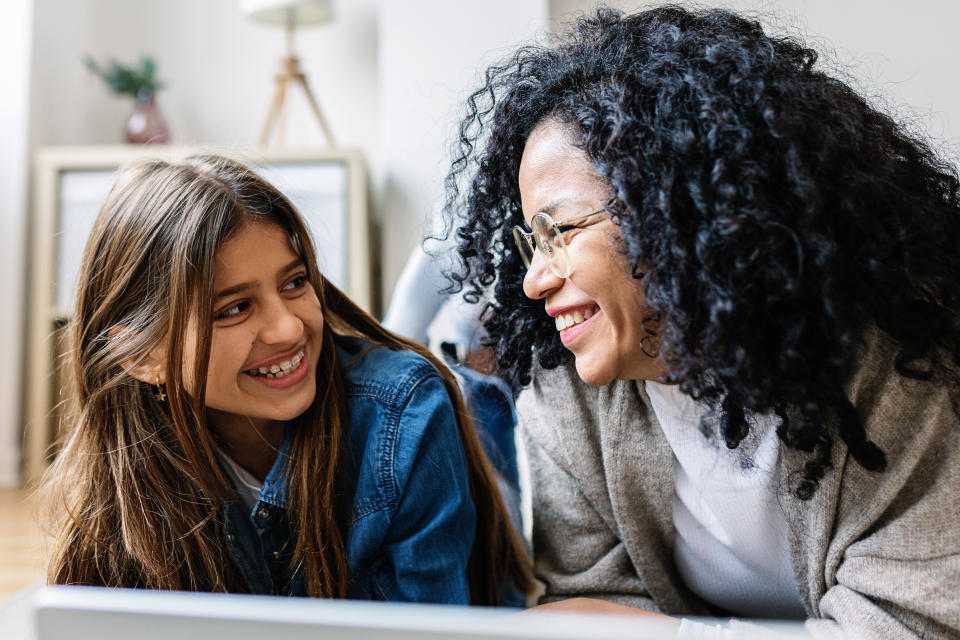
xmin=444 ymin=6 xmax=960 ymax=497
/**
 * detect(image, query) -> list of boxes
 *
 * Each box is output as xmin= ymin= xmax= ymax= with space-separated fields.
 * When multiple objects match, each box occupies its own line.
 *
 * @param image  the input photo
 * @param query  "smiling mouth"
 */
xmin=555 ymin=306 xmax=599 ymax=332
xmin=245 ymin=349 xmax=305 ymax=379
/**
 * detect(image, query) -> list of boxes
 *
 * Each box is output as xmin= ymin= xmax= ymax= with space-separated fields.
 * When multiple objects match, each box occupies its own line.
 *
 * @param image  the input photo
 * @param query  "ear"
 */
xmin=107 ymin=325 xmax=168 ymax=385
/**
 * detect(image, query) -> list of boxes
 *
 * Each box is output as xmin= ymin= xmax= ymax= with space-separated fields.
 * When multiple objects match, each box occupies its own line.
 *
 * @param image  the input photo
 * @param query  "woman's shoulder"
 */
xmin=516 ymin=360 xmax=651 ymax=469
xmin=334 ymin=334 xmax=443 ymax=408
xmin=847 ymin=326 xmax=958 ymax=426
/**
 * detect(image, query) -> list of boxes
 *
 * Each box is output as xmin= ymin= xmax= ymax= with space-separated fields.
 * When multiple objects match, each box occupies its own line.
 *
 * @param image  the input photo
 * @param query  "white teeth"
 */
xmin=555 ymin=308 xmax=597 ymax=332
xmin=248 ymin=349 xmax=304 ymax=379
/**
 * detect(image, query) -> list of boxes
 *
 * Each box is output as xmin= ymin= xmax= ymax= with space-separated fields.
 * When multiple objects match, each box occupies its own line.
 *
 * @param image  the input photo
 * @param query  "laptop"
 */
xmin=24 ymin=585 xmax=813 ymax=640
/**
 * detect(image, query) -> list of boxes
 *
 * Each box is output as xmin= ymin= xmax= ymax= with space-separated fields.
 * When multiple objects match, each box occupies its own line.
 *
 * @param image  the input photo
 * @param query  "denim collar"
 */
xmin=255 ymin=423 xmax=294 ymax=509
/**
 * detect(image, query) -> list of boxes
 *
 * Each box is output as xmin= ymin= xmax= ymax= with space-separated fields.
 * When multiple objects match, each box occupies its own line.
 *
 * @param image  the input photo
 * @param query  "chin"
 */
xmin=573 ymin=356 xmax=618 ymax=387
xmin=284 ymin=400 xmax=316 ymax=421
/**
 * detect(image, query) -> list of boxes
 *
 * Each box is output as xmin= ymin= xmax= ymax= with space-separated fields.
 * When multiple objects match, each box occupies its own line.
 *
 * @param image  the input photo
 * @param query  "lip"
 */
xmin=245 ymin=348 xmax=310 ymax=390
xmin=244 ymin=344 xmax=307 ymax=372
xmin=558 ymin=309 xmax=599 ymax=346
xmin=546 ymin=303 xmax=596 ymax=318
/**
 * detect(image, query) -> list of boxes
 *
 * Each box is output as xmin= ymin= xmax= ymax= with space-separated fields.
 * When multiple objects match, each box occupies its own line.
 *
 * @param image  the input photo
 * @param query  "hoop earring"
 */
xmin=154 ymin=376 xmax=167 ymax=403
xmin=640 ymin=335 xmax=660 ymax=359
xmin=640 ymin=312 xmax=661 ymax=359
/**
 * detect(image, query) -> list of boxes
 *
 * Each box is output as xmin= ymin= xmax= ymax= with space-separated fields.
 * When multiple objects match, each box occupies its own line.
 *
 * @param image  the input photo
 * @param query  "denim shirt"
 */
xmin=221 ymin=335 xmax=476 ymax=603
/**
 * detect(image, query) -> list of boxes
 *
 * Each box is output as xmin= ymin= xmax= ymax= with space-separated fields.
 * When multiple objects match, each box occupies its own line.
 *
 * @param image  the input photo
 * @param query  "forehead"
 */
xmin=213 ymin=223 xmax=297 ymax=283
xmin=518 ymin=120 xmax=608 ymax=220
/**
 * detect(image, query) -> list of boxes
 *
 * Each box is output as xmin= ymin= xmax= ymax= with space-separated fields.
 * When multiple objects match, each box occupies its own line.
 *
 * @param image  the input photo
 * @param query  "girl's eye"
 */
xmin=215 ymin=301 xmax=249 ymax=321
xmin=282 ymin=274 xmax=308 ymax=292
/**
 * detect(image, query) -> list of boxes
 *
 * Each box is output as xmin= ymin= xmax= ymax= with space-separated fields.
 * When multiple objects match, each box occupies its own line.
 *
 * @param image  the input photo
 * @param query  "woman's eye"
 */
xmin=558 ymin=225 xmax=580 ymax=239
xmin=282 ymin=274 xmax=308 ymax=292
xmin=215 ymin=301 xmax=249 ymax=320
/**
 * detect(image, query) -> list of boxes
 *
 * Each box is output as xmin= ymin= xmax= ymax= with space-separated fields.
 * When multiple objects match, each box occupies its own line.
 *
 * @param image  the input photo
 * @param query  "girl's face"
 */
xmin=188 ymin=222 xmax=324 ymax=438
xmin=518 ymin=120 xmax=667 ymax=386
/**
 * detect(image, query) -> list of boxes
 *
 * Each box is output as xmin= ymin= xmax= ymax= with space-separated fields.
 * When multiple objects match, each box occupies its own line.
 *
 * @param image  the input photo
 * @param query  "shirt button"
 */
xmin=226 ymin=533 xmax=235 ymax=542
xmin=272 ymin=551 xmax=282 ymax=560
xmin=257 ymin=507 xmax=270 ymax=519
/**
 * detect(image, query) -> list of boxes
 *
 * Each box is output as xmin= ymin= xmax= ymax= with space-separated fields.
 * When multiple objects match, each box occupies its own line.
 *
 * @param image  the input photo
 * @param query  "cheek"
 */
xmin=301 ymin=291 xmax=325 ymax=334
xmin=588 ymin=250 xmax=636 ymax=300
xmin=204 ymin=330 xmax=252 ymax=390
xmin=308 ymin=304 xmax=325 ymax=334
xmin=180 ymin=330 xmax=231 ymax=398
xmin=597 ymin=261 xmax=649 ymax=329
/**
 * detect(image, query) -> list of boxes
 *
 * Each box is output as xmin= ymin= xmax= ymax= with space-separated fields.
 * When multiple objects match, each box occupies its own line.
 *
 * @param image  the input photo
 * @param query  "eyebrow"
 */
xmin=213 ymin=257 xmax=305 ymax=302
xmin=536 ymin=199 xmax=574 ymax=216
xmin=523 ymin=198 xmax=601 ymax=227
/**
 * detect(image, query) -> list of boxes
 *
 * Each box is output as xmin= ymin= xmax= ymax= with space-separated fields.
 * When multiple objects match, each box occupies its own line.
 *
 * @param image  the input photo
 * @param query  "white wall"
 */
xmin=29 ymin=0 xmax=379 ymax=148
xmin=551 ymin=0 xmax=960 ymax=154
xmin=377 ymin=0 xmax=550 ymax=310
xmin=0 ymin=0 xmax=34 ymax=486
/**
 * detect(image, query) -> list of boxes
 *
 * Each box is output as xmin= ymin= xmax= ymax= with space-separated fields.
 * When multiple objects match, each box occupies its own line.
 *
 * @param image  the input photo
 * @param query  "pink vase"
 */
xmin=125 ymin=89 xmax=170 ymax=144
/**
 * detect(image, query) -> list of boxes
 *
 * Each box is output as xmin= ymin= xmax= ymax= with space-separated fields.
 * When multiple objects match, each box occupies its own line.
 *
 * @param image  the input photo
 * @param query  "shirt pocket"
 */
xmin=348 ymin=553 xmax=397 ymax=601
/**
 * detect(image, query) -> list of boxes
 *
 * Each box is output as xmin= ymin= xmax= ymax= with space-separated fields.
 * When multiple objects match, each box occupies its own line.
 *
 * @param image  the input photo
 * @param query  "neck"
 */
xmin=208 ymin=412 xmax=284 ymax=482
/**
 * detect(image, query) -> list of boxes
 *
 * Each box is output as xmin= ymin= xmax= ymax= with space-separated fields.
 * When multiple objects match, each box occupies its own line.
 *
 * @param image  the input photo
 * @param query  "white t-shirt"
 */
xmin=218 ymin=451 xmax=263 ymax=517
xmin=644 ymin=381 xmax=806 ymax=620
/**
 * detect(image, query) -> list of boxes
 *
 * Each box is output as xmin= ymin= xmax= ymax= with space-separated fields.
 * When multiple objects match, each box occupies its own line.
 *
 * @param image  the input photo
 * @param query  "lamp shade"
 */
xmin=241 ymin=0 xmax=333 ymax=26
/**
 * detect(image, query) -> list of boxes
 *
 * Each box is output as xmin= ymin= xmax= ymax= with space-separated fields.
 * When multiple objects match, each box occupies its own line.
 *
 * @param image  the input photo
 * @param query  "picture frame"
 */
xmin=24 ymin=145 xmax=370 ymax=482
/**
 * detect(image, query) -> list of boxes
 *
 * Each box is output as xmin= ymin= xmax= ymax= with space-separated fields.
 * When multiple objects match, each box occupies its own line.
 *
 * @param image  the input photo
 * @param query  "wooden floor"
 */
xmin=0 ymin=488 xmax=46 ymax=601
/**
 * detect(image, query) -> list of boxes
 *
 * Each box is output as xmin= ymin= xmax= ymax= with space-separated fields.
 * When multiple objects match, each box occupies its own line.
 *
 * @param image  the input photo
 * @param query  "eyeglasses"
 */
xmin=513 ymin=208 xmax=606 ymax=278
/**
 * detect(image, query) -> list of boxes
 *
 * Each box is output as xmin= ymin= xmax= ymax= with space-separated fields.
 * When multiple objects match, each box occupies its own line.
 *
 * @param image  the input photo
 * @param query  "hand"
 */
xmin=463 ymin=345 xmax=497 ymax=376
xmin=529 ymin=598 xmax=677 ymax=622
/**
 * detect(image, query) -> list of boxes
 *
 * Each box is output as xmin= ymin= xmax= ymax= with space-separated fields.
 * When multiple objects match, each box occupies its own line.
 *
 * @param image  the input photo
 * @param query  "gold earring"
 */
xmin=154 ymin=376 xmax=167 ymax=403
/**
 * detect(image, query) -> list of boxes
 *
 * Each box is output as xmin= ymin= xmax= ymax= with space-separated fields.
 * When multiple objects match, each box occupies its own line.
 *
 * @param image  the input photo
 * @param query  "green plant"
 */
xmin=84 ymin=55 xmax=165 ymax=99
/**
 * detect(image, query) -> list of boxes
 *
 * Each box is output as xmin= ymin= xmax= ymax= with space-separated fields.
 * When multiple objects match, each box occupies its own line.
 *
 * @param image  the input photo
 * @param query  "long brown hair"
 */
xmin=41 ymin=154 xmax=532 ymax=603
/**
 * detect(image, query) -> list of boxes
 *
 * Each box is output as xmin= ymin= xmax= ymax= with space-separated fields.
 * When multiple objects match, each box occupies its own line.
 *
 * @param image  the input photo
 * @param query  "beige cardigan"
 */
xmin=516 ymin=334 xmax=960 ymax=639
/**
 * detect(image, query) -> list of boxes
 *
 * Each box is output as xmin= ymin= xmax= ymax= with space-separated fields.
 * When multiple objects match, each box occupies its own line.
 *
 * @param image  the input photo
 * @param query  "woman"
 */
xmin=42 ymin=154 xmax=531 ymax=605
xmin=445 ymin=6 xmax=960 ymax=637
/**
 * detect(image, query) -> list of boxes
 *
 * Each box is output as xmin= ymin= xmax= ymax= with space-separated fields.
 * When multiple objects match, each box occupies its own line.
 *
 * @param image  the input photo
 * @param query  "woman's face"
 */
xmin=518 ymin=119 xmax=667 ymax=386
xmin=186 ymin=221 xmax=324 ymax=439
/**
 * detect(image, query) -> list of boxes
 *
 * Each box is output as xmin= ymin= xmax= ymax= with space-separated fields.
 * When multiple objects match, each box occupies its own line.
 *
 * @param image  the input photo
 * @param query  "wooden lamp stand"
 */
xmin=259 ymin=20 xmax=335 ymax=147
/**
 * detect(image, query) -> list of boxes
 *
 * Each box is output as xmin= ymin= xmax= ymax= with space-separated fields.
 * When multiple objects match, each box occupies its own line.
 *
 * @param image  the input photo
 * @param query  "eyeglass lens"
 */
xmin=513 ymin=213 xmax=571 ymax=278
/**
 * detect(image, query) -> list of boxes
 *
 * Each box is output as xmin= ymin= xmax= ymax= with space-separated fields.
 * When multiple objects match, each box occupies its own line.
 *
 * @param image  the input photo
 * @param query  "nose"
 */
xmin=258 ymin=297 xmax=304 ymax=345
xmin=522 ymin=251 xmax=563 ymax=300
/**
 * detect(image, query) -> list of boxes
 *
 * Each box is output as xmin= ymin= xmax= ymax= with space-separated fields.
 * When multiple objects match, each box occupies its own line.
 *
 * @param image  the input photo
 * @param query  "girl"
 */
xmin=42 ymin=154 xmax=531 ymax=605
xmin=445 ymin=6 xmax=960 ymax=638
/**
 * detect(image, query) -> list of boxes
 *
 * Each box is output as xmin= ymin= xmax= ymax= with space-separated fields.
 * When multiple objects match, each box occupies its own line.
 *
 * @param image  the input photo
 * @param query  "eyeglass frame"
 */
xmin=512 ymin=207 xmax=607 ymax=279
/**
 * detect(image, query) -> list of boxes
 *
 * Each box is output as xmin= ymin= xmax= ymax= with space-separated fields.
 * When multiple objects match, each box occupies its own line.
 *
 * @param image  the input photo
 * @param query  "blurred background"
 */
xmin=1 ymin=0 xmax=958 ymax=490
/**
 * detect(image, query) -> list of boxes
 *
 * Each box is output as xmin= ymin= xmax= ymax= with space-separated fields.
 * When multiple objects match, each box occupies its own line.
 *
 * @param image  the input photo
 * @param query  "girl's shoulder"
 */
xmin=333 ymin=335 xmax=464 ymax=517
xmin=334 ymin=335 xmax=443 ymax=409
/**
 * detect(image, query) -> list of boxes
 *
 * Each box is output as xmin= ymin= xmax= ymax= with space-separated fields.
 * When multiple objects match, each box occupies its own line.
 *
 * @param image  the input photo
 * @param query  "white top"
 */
xmin=218 ymin=451 xmax=264 ymax=518
xmin=644 ymin=381 xmax=806 ymax=620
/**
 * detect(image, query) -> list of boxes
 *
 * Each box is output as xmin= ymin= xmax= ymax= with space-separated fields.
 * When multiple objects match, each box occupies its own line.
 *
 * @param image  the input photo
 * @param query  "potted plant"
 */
xmin=84 ymin=55 xmax=170 ymax=144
